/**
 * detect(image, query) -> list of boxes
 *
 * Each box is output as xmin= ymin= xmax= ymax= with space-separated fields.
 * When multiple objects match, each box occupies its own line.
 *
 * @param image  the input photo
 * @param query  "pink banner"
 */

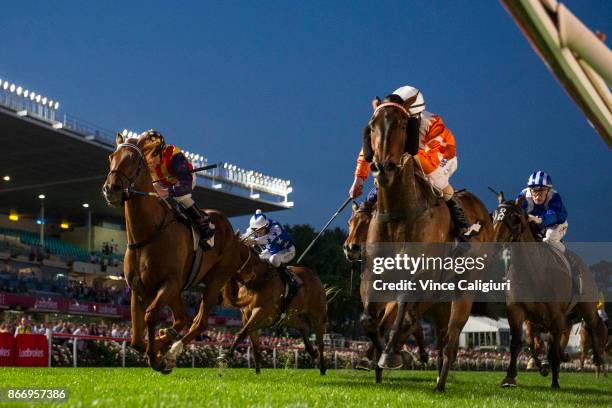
xmin=15 ymin=334 xmax=48 ymax=367
xmin=0 ymin=332 xmax=15 ymax=366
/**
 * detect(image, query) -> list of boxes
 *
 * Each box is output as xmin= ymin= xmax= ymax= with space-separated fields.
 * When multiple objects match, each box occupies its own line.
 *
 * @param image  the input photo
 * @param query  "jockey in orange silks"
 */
xmin=350 ymin=86 xmax=481 ymax=241
xmin=142 ymin=129 xmax=215 ymax=249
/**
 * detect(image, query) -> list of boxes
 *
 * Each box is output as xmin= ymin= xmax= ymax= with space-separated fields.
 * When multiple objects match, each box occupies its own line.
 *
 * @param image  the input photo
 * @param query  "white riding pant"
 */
xmin=543 ymin=221 xmax=568 ymax=252
xmin=425 ymin=156 xmax=457 ymax=191
xmin=260 ymin=245 xmax=296 ymax=267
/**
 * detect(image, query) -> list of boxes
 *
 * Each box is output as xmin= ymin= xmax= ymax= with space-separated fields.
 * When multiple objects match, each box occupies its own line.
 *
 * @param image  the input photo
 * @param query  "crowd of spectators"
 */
xmin=0 ymin=317 xmax=131 ymax=339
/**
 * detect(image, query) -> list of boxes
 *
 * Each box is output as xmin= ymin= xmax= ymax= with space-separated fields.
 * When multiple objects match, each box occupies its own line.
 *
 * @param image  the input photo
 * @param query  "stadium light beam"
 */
xmin=2 ymin=175 xmax=10 ymax=182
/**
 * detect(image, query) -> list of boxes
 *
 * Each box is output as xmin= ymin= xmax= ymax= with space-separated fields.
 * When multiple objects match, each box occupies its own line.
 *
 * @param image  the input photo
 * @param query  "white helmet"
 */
xmin=392 ymin=85 xmax=426 ymax=115
xmin=249 ymin=209 xmax=269 ymax=230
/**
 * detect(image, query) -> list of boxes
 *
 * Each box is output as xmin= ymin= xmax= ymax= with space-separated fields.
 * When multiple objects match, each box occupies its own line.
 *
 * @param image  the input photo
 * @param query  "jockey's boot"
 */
xmin=184 ymin=205 xmax=215 ymax=250
xmin=279 ymin=266 xmax=301 ymax=320
xmin=446 ymin=196 xmax=482 ymax=242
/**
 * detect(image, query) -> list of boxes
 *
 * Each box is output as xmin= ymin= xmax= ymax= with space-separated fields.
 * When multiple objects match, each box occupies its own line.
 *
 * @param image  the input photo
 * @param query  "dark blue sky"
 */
xmin=1 ymin=1 xmax=610 ymax=240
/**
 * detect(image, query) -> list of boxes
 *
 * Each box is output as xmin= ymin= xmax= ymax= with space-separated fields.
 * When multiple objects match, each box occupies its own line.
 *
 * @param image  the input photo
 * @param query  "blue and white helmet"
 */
xmin=527 ymin=171 xmax=553 ymax=188
xmin=249 ymin=209 xmax=269 ymax=230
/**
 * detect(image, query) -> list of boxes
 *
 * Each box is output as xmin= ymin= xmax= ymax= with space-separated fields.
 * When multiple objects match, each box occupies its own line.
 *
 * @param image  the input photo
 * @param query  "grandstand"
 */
xmin=0 ymin=73 xmax=292 ymax=323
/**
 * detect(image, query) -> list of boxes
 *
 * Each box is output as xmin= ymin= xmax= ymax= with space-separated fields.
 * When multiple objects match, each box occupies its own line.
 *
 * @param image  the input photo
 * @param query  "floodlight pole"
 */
xmin=87 ymin=208 xmax=92 ymax=253
xmin=39 ymin=199 xmax=45 ymax=248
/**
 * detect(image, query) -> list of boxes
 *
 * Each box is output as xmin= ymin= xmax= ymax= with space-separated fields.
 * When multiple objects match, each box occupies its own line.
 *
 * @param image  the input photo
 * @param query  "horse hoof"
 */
xmin=561 ymin=353 xmax=571 ymax=363
xmin=160 ymin=367 xmax=173 ymax=375
xmin=551 ymin=383 xmax=560 ymax=390
xmin=378 ymin=352 xmax=403 ymax=370
xmin=540 ymin=363 xmax=550 ymax=377
xmin=501 ymin=377 xmax=517 ymax=387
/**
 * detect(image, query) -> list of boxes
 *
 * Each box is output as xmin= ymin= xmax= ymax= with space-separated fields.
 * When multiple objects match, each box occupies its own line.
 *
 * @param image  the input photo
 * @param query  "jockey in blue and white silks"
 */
xmin=243 ymin=210 xmax=296 ymax=267
xmin=516 ymin=171 xmax=568 ymax=251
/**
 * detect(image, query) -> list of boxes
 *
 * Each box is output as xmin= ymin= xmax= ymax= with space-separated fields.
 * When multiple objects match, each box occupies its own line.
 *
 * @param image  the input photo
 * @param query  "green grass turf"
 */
xmin=0 ymin=368 xmax=610 ymax=407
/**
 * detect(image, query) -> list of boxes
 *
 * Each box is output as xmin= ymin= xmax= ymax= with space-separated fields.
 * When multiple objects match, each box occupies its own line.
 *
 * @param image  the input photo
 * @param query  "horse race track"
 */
xmin=0 ymin=368 xmax=610 ymax=407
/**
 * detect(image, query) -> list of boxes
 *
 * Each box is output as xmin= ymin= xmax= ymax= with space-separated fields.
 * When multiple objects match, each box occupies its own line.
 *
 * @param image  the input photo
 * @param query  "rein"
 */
xmin=236 ymin=248 xmax=256 ymax=284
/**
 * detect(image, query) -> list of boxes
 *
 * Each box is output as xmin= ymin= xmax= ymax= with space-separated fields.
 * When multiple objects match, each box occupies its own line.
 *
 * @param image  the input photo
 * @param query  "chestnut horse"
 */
xmin=103 ymin=132 xmax=244 ymax=373
xmin=492 ymin=193 xmax=606 ymax=388
xmin=359 ymin=95 xmax=493 ymax=391
xmin=343 ymin=200 xmax=439 ymax=373
xmin=222 ymin=243 xmax=328 ymax=375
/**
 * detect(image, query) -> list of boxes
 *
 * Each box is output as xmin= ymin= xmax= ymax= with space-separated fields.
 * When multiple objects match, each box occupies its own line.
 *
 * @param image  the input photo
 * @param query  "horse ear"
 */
xmin=115 ymin=132 xmax=124 ymax=146
xmin=362 ymin=123 xmax=374 ymax=163
xmin=405 ymin=117 xmax=420 ymax=155
xmin=402 ymin=93 xmax=419 ymax=110
xmin=371 ymin=96 xmax=381 ymax=111
xmin=497 ymin=191 xmax=505 ymax=204
xmin=515 ymin=194 xmax=526 ymax=208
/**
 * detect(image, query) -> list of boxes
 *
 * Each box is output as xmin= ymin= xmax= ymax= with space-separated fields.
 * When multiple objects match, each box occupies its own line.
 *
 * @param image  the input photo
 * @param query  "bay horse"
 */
xmin=579 ymin=320 xmax=612 ymax=374
xmin=221 ymin=243 xmax=327 ymax=375
xmin=359 ymin=95 xmax=493 ymax=391
xmin=343 ymin=200 xmax=435 ymax=372
xmin=492 ymin=193 xmax=606 ymax=388
xmin=103 ymin=132 xmax=244 ymax=373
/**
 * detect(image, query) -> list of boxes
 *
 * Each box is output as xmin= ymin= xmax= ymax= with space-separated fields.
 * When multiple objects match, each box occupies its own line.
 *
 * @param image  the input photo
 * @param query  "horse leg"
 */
xmin=582 ymin=310 xmax=606 ymax=377
xmin=229 ymin=307 xmax=266 ymax=359
xmin=313 ymin=314 xmax=326 ymax=376
xmin=176 ymin=273 xmax=228 ymax=346
xmin=501 ymin=306 xmax=525 ymax=387
xmin=431 ymin=303 xmax=450 ymax=377
xmin=295 ymin=322 xmax=317 ymax=361
xmin=379 ymin=301 xmax=407 ymax=370
xmin=436 ymin=300 xmax=470 ymax=392
xmin=548 ymin=325 xmax=563 ymax=389
xmin=361 ymin=310 xmax=383 ymax=383
xmin=129 ymin=289 xmax=146 ymax=353
xmin=144 ymin=284 xmax=174 ymax=372
xmin=413 ymin=321 xmax=428 ymax=364
xmin=160 ymin=296 xmax=191 ymax=369
xmin=248 ymin=330 xmax=263 ymax=374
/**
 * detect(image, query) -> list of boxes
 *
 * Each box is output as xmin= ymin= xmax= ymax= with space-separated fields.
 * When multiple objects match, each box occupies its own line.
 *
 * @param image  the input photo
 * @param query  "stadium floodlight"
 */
xmin=54 ymin=101 xmax=59 ymax=110
xmin=38 ymin=194 xmax=45 ymax=199
xmin=29 ymin=92 xmax=35 ymax=101
xmin=17 ymin=110 xmax=27 ymax=117
xmin=35 ymin=95 xmax=41 ymax=103
xmin=82 ymin=203 xmax=89 ymax=208
xmin=9 ymin=83 xmax=15 ymax=93
xmin=52 ymin=122 xmax=63 ymax=129
xmin=2 ymin=82 xmax=8 ymax=90
xmin=121 ymin=129 xmax=128 ymax=137
xmin=8 ymin=213 xmax=19 ymax=222
xmin=285 ymin=201 xmax=295 ymax=207
xmin=42 ymin=97 xmax=47 ymax=105
xmin=48 ymin=100 xmax=54 ymax=108
xmin=250 ymin=193 xmax=260 ymax=199
xmin=60 ymin=222 xmax=69 ymax=230
xmin=23 ymin=90 xmax=29 ymax=97
xmin=16 ymin=86 xmax=22 ymax=95
xmin=2 ymin=175 xmax=10 ymax=181
xmin=212 ymin=183 xmax=223 ymax=189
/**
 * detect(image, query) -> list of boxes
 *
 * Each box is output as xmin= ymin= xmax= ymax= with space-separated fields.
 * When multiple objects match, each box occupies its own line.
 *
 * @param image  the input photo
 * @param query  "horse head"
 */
xmin=362 ymin=93 xmax=420 ymax=187
xmin=103 ymin=131 xmax=158 ymax=207
xmin=343 ymin=200 xmax=374 ymax=262
xmin=491 ymin=192 xmax=530 ymax=242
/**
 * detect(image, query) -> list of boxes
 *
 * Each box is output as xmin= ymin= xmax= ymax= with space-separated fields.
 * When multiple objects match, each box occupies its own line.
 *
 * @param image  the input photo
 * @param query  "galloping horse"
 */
xmin=359 ymin=95 xmax=493 ymax=391
xmin=492 ymin=193 xmax=606 ymax=388
xmin=103 ymin=132 xmax=244 ymax=373
xmin=222 ymin=243 xmax=328 ymax=375
xmin=344 ymin=200 xmax=434 ymax=371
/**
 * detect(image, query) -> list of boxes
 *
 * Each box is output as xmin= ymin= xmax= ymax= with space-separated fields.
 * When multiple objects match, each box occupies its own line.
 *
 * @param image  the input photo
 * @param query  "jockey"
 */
xmin=517 ymin=171 xmax=568 ymax=252
xmin=349 ymin=85 xmax=481 ymax=241
xmin=142 ymin=129 xmax=215 ymax=249
xmin=242 ymin=210 xmax=300 ymax=294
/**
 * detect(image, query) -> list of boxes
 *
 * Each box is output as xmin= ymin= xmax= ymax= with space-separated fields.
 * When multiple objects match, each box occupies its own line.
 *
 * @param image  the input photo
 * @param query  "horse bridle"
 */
xmin=107 ymin=142 xmax=148 ymax=203
xmin=493 ymin=203 xmax=524 ymax=241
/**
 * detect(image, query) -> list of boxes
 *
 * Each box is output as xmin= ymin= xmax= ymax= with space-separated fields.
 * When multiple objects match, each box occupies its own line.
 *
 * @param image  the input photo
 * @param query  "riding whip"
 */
xmin=296 ymin=196 xmax=353 ymax=264
xmin=152 ymin=163 xmax=219 ymax=184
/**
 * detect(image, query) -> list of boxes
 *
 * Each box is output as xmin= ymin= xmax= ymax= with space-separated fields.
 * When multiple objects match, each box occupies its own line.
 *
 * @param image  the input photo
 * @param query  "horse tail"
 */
xmin=222 ymin=277 xmax=253 ymax=308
